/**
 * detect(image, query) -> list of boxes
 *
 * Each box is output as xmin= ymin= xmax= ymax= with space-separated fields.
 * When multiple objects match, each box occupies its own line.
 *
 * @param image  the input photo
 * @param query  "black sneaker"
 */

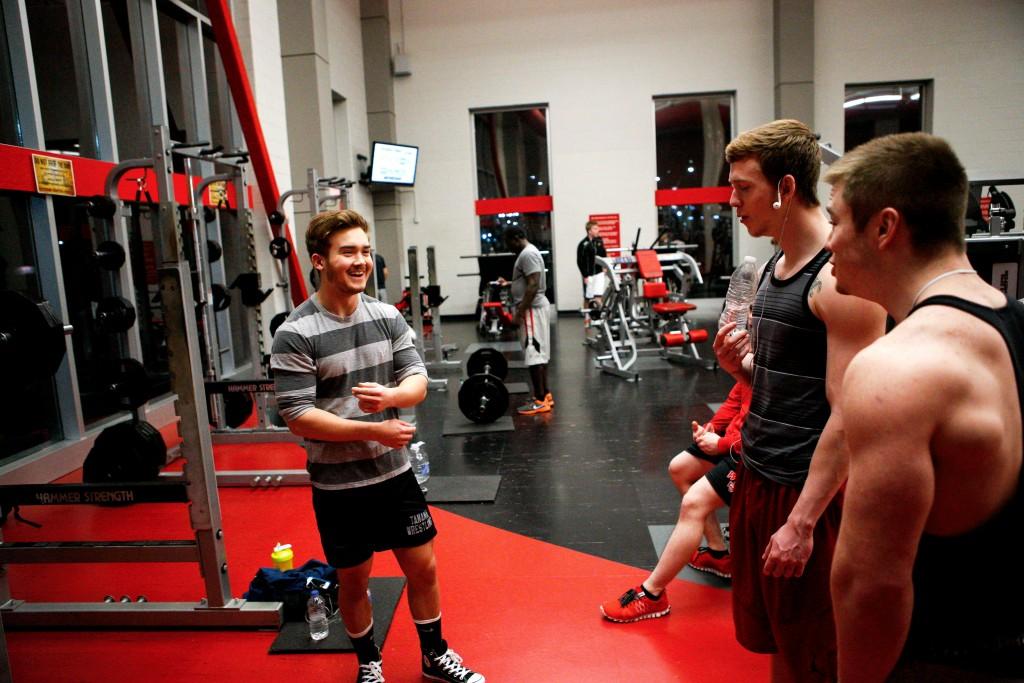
xmin=422 ymin=648 xmax=485 ymax=683
xmin=356 ymin=659 xmax=384 ymax=683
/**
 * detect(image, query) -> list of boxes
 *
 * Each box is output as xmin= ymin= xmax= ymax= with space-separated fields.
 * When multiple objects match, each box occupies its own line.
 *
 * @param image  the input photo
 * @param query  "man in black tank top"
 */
xmin=716 ymin=120 xmax=886 ymax=682
xmin=826 ymin=133 xmax=1024 ymax=681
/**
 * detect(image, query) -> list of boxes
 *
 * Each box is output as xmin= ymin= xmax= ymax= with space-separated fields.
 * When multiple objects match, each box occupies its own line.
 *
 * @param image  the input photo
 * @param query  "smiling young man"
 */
xmin=714 ymin=120 xmax=885 ymax=682
xmin=824 ymin=133 xmax=1024 ymax=681
xmin=271 ymin=210 xmax=485 ymax=683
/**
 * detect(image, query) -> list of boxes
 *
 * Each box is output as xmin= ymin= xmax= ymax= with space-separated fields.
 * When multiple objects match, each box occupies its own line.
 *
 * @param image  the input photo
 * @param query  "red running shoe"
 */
xmin=688 ymin=547 xmax=732 ymax=579
xmin=599 ymin=586 xmax=670 ymax=623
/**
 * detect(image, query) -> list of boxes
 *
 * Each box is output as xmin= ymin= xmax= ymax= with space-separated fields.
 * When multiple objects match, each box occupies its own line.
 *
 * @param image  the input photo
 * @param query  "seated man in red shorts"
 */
xmin=600 ymin=380 xmax=750 ymax=622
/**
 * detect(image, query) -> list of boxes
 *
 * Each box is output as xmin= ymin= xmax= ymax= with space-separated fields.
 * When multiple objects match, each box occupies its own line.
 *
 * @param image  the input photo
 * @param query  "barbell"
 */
xmin=457 ymin=348 xmax=510 ymax=424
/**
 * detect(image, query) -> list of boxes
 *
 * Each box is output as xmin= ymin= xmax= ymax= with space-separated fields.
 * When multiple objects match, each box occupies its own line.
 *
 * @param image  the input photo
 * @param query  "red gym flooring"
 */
xmin=3 ymin=316 xmax=769 ymax=681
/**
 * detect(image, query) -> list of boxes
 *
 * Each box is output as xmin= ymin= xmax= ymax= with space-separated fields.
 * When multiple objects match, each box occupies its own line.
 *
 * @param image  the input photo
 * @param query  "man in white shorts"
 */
xmin=503 ymin=227 xmax=553 ymax=415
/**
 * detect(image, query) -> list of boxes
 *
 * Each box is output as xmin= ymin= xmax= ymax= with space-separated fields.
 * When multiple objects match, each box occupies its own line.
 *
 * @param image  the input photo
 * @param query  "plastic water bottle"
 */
xmin=719 ymin=256 xmax=758 ymax=332
xmin=307 ymin=590 xmax=329 ymax=641
xmin=410 ymin=441 xmax=430 ymax=489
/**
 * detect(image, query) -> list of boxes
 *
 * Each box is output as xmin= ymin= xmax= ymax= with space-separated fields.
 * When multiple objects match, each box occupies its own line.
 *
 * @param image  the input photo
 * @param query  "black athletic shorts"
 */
xmin=704 ymin=454 xmax=738 ymax=506
xmin=311 ymin=468 xmax=437 ymax=568
xmin=685 ymin=441 xmax=720 ymax=464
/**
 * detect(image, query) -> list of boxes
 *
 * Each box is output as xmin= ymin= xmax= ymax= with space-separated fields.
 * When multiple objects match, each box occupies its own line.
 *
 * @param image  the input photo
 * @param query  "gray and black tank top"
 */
xmin=740 ymin=248 xmax=831 ymax=487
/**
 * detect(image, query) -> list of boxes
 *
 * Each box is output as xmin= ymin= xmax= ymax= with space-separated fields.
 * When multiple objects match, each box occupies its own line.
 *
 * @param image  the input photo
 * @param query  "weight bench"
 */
xmin=635 ymin=250 xmax=714 ymax=369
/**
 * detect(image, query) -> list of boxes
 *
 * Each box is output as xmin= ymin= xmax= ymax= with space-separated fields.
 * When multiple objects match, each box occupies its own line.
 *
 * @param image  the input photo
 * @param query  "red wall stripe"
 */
xmin=475 ymin=195 xmax=553 ymax=216
xmin=654 ymin=186 xmax=732 ymax=206
xmin=0 ymin=143 xmax=251 ymax=207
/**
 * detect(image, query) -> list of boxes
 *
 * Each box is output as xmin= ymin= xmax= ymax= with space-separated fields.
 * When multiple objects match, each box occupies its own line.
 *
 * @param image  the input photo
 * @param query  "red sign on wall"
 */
xmin=588 ymin=213 xmax=621 ymax=250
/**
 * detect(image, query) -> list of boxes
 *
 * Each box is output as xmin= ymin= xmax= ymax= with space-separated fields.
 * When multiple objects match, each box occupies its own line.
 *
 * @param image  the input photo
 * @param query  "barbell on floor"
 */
xmin=458 ymin=348 xmax=510 ymax=424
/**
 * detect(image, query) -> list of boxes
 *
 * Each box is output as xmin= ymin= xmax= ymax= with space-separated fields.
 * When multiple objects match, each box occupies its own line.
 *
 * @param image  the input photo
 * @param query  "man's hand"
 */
xmin=352 ymin=382 xmax=395 ymax=414
xmin=496 ymin=277 xmax=508 ymax=286
xmin=512 ymin=307 xmax=525 ymax=325
xmin=762 ymin=519 xmax=813 ymax=578
xmin=373 ymin=418 xmax=416 ymax=448
xmin=713 ymin=321 xmax=751 ymax=378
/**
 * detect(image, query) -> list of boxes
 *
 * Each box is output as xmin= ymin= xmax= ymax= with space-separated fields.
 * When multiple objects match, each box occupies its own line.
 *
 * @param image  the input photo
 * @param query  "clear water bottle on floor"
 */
xmin=410 ymin=441 xmax=430 ymax=491
xmin=307 ymin=589 xmax=329 ymax=641
xmin=719 ymin=256 xmax=758 ymax=332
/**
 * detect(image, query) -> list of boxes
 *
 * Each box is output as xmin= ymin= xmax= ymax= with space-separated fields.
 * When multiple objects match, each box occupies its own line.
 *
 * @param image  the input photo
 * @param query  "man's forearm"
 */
xmin=518 ymin=285 xmax=538 ymax=314
xmin=390 ymin=374 xmax=428 ymax=408
xmin=788 ymin=415 xmax=848 ymax=532
xmin=287 ymin=408 xmax=382 ymax=442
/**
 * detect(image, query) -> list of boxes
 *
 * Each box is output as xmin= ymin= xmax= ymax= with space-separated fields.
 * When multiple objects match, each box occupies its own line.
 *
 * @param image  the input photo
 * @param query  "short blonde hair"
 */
xmin=305 ymin=210 xmax=369 ymax=257
xmin=725 ymin=119 xmax=821 ymax=207
xmin=824 ymin=132 xmax=966 ymax=254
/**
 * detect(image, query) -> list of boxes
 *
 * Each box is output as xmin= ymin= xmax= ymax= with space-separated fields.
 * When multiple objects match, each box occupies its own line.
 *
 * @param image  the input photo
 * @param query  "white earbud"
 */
xmin=772 ymin=180 xmax=783 ymax=210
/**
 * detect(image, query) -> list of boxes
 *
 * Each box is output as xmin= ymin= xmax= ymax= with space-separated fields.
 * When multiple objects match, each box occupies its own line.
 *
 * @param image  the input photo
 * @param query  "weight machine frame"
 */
xmin=0 ymin=125 xmax=282 ymax=629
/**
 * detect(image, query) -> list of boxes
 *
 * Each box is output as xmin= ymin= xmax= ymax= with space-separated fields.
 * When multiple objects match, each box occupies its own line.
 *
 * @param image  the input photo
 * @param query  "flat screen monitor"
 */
xmin=369 ymin=141 xmax=419 ymax=186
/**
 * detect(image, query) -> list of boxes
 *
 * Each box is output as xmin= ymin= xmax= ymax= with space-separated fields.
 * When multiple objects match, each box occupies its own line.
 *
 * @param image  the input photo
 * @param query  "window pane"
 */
xmin=0 ymin=9 xmax=21 ymax=145
xmin=654 ymin=93 xmax=733 ymax=296
xmin=102 ymin=0 xmax=149 ymax=160
xmin=158 ymin=9 xmax=193 ymax=145
xmin=27 ymin=0 xmax=98 ymax=157
xmin=0 ymin=192 xmax=63 ymax=461
xmin=844 ymin=82 xmax=926 ymax=152
xmin=126 ymin=205 xmax=172 ymax=397
xmin=474 ymin=109 xmax=549 ymax=199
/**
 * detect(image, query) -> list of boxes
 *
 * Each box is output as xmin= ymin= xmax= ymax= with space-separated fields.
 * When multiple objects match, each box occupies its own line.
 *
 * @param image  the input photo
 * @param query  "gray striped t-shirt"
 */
xmin=270 ymin=294 xmax=426 ymax=489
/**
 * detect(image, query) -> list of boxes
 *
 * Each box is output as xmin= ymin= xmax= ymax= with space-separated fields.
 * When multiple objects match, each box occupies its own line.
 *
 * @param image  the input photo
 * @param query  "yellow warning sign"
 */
xmin=207 ymin=181 xmax=228 ymax=207
xmin=32 ymin=154 xmax=76 ymax=196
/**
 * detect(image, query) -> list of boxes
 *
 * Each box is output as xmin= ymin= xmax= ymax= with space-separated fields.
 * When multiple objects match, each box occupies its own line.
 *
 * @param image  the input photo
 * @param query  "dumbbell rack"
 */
xmin=0 ymin=125 xmax=282 ymax=630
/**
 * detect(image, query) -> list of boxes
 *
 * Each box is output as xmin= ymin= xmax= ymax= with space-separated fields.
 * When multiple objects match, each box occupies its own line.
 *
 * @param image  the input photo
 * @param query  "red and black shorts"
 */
xmin=311 ymin=468 xmax=437 ymax=568
xmin=729 ymin=461 xmax=842 ymax=681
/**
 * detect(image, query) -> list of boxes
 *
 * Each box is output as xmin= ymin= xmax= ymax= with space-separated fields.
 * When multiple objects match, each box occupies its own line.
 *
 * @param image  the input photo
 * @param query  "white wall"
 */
xmin=326 ymin=0 xmax=376 ymax=223
xmin=815 ymin=0 xmax=1024 ymax=195
xmin=393 ymin=0 xmax=775 ymax=315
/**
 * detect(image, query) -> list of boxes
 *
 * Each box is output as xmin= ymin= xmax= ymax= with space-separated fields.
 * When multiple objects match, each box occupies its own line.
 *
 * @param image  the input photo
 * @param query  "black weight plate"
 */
xmin=269 ymin=236 xmax=292 ymax=260
xmin=268 ymin=211 xmax=286 ymax=226
xmin=0 ymin=290 xmax=67 ymax=386
xmin=223 ymin=392 xmax=255 ymax=428
xmin=102 ymin=357 xmax=150 ymax=409
xmin=95 ymin=241 xmax=126 ymax=270
xmin=466 ymin=348 xmax=508 ymax=380
xmin=269 ymin=311 xmax=288 ymax=338
xmin=94 ymin=296 xmax=137 ymax=333
xmin=207 ymin=239 xmax=223 ymax=263
xmin=211 ymin=283 xmax=232 ymax=312
xmin=458 ymin=374 xmax=509 ymax=424
xmin=82 ymin=420 xmax=165 ymax=485
xmin=86 ymin=195 xmax=117 ymax=220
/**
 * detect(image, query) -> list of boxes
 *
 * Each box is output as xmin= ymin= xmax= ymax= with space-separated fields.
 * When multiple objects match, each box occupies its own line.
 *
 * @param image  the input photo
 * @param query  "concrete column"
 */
xmin=773 ymin=0 xmax=814 ymax=126
xmin=361 ymin=0 xmax=405 ymax=298
xmin=278 ymin=0 xmax=335 ymax=283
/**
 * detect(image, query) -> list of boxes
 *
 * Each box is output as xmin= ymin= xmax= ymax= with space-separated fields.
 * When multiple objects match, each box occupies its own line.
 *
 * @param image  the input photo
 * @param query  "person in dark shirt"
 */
xmin=576 ymin=220 xmax=606 ymax=308
xmin=826 ymin=133 xmax=1024 ymax=681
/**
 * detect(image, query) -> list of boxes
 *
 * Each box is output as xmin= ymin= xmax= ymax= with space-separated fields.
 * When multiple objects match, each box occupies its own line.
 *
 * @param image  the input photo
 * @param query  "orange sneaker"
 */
xmin=600 ymin=586 xmax=670 ymax=623
xmin=543 ymin=392 xmax=554 ymax=406
xmin=517 ymin=398 xmax=551 ymax=415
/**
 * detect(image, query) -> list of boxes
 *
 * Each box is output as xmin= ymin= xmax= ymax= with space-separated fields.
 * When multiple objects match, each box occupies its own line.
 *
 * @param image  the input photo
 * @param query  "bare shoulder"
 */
xmin=844 ymin=326 xmax=968 ymax=420
xmin=809 ymin=263 xmax=885 ymax=327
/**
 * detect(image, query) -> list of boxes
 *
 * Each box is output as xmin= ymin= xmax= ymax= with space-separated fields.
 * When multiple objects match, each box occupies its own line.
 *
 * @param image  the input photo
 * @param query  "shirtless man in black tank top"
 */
xmin=826 ymin=133 xmax=1024 ymax=680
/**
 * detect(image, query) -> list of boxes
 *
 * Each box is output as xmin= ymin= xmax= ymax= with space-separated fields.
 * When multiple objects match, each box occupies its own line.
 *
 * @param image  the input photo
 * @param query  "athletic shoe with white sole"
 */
xmin=600 ymin=586 xmax=671 ymax=623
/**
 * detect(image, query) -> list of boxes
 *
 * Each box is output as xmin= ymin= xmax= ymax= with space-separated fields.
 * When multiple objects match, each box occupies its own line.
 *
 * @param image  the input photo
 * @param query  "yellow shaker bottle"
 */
xmin=271 ymin=543 xmax=294 ymax=570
